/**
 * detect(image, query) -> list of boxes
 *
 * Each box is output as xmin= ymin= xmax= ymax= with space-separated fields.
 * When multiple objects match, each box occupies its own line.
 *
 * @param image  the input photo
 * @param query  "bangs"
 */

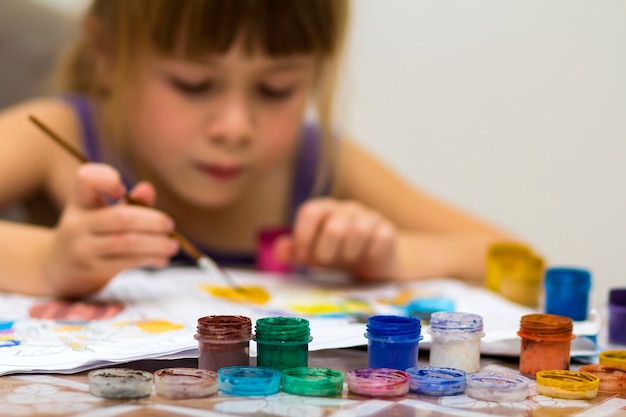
xmin=131 ymin=0 xmax=346 ymax=59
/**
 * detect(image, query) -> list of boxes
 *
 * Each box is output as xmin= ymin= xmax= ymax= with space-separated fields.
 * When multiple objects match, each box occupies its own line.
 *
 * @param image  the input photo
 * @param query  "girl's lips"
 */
xmin=196 ymin=163 xmax=244 ymax=181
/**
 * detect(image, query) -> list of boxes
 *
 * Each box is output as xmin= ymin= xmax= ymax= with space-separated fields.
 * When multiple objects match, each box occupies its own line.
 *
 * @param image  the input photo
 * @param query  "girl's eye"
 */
xmin=258 ymin=84 xmax=295 ymax=100
xmin=170 ymin=77 xmax=213 ymax=95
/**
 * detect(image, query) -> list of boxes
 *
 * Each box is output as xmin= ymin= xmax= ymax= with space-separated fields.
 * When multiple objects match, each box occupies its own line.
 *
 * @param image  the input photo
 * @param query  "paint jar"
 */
xmin=405 ymin=297 xmax=455 ymax=322
xmin=88 ymin=368 xmax=153 ymax=399
xmin=255 ymin=316 xmax=311 ymax=371
xmin=536 ymin=370 xmax=599 ymax=400
xmin=281 ymin=367 xmax=344 ymax=397
xmin=466 ymin=372 xmax=530 ymax=402
xmin=217 ymin=366 xmax=281 ymax=396
xmin=365 ymin=315 xmax=422 ymax=371
xmin=429 ymin=312 xmax=484 ymax=373
xmin=406 ymin=366 xmax=467 ymax=396
xmin=195 ymin=315 xmax=252 ymax=372
xmin=154 ymin=368 xmax=218 ymax=399
xmin=257 ymin=227 xmax=293 ymax=273
xmin=517 ymin=314 xmax=575 ymax=377
xmin=579 ymin=364 xmax=626 ymax=393
xmin=545 ymin=267 xmax=592 ymax=321
xmin=486 ymin=242 xmax=544 ymax=308
xmin=599 ymin=350 xmax=626 ymax=368
xmin=346 ymin=368 xmax=409 ymax=397
xmin=608 ymin=288 xmax=626 ymax=345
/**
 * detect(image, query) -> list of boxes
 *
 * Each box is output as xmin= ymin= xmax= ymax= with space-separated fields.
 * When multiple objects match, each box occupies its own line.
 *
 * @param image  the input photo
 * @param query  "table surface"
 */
xmin=2 ymin=348 xmax=626 ymax=417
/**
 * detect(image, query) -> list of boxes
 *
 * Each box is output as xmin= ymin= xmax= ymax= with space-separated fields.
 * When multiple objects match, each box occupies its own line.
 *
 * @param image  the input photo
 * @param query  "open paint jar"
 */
xmin=429 ymin=312 xmax=484 ymax=373
xmin=195 ymin=315 xmax=252 ymax=372
xmin=88 ymin=368 xmax=153 ymax=399
xmin=346 ymin=368 xmax=409 ymax=398
xmin=406 ymin=366 xmax=467 ymax=396
xmin=281 ymin=367 xmax=344 ymax=397
xmin=154 ymin=368 xmax=218 ymax=399
xmin=518 ymin=313 xmax=574 ymax=376
xmin=536 ymin=370 xmax=599 ymax=400
xmin=217 ymin=366 xmax=281 ymax=396
xmin=599 ymin=350 xmax=626 ymax=368
xmin=365 ymin=315 xmax=422 ymax=371
xmin=255 ymin=316 xmax=311 ymax=371
xmin=466 ymin=372 xmax=530 ymax=402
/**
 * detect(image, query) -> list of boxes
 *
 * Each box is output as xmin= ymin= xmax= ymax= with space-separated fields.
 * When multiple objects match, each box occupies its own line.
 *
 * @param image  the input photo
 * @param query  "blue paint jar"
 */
xmin=365 ymin=315 xmax=422 ymax=371
xmin=406 ymin=366 xmax=466 ymax=396
xmin=545 ymin=267 xmax=592 ymax=321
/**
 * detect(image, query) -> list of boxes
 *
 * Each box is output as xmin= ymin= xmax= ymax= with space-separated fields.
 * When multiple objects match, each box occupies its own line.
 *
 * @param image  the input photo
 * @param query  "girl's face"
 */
xmin=127 ymin=42 xmax=317 ymax=207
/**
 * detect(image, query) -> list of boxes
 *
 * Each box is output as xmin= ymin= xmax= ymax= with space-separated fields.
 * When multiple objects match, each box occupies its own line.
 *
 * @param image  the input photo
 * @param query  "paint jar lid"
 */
xmin=609 ymin=288 xmax=626 ymax=306
xmin=536 ymin=370 xmax=599 ymax=400
xmin=599 ymin=350 xmax=626 ymax=368
xmin=218 ymin=366 xmax=281 ymax=396
xmin=466 ymin=372 xmax=529 ymax=402
xmin=365 ymin=315 xmax=422 ymax=342
xmin=281 ymin=367 xmax=344 ymax=397
xmin=346 ymin=368 xmax=409 ymax=398
xmin=545 ymin=267 xmax=591 ymax=289
xmin=154 ymin=368 xmax=218 ymax=399
xmin=195 ymin=315 xmax=252 ymax=343
xmin=517 ymin=314 xmax=574 ymax=340
xmin=429 ymin=312 xmax=484 ymax=334
xmin=406 ymin=366 xmax=466 ymax=396
xmin=88 ymin=368 xmax=153 ymax=399
xmin=254 ymin=316 xmax=311 ymax=344
xmin=579 ymin=364 xmax=626 ymax=393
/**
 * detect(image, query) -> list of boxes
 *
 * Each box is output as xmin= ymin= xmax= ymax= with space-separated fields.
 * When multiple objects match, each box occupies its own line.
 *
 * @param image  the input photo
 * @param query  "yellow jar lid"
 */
xmin=599 ymin=350 xmax=626 ymax=368
xmin=536 ymin=370 xmax=599 ymax=393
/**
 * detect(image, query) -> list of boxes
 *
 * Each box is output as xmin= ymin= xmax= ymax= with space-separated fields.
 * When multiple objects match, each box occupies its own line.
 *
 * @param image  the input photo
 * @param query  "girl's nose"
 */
xmin=206 ymin=95 xmax=254 ymax=149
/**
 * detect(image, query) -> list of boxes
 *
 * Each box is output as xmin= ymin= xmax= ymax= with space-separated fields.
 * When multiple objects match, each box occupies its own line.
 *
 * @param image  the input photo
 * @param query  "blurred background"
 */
xmin=5 ymin=0 xmax=625 ymax=310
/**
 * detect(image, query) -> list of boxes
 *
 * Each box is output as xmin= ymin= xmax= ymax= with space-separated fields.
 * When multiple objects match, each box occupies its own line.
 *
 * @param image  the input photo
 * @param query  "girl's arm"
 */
xmin=0 ymin=100 xmax=177 ymax=296
xmin=277 ymin=138 xmax=518 ymax=284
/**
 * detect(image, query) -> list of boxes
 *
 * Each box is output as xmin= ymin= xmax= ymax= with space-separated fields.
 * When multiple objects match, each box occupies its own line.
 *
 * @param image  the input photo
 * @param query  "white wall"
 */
xmin=341 ymin=0 xmax=626 ymax=309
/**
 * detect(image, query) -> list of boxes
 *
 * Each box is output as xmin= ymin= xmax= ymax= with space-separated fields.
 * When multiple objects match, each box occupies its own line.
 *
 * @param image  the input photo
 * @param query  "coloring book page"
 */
xmin=0 ymin=267 xmax=600 ymax=376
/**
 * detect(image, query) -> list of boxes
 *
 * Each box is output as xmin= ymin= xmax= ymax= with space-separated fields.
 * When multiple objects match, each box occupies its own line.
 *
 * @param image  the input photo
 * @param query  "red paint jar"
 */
xmin=518 ymin=314 xmax=575 ymax=377
xmin=195 ymin=315 xmax=252 ymax=372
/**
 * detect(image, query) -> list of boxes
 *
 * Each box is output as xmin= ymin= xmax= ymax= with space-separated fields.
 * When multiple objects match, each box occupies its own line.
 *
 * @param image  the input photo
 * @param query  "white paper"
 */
xmin=0 ymin=267 xmax=600 ymax=376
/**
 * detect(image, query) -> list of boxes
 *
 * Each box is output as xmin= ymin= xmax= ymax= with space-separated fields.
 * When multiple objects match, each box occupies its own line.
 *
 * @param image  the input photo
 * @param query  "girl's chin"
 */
xmin=177 ymin=187 xmax=243 ymax=208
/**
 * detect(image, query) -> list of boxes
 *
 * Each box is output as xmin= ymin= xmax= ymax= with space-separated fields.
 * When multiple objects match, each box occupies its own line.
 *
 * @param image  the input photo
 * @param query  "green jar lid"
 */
xmin=281 ymin=367 xmax=344 ymax=397
xmin=255 ymin=317 xmax=311 ymax=343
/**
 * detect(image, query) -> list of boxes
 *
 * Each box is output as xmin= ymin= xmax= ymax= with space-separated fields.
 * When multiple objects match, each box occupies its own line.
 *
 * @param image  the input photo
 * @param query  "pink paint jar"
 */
xmin=257 ymin=227 xmax=293 ymax=273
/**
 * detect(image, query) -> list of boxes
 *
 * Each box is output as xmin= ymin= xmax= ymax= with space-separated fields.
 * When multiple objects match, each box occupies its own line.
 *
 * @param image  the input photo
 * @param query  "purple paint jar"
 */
xmin=257 ymin=227 xmax=293 ymax=273
xmin=609 ymin=289 xmax=626 ymax=345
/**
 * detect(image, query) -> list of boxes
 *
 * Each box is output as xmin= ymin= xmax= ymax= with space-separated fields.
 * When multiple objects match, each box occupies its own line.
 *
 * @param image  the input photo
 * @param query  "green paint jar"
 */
xmin=254 ymin=317 xmax=312 ymax=371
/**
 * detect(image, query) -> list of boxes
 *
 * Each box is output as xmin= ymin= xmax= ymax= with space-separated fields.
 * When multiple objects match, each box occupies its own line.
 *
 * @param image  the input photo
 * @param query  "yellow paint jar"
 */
xmin=486 ymin=242 xmax=544 ymax=308
xmin=599 ymin=350 xmax=626 ymax=368
xmin=536 ymin=370 xmax=599 ymax=400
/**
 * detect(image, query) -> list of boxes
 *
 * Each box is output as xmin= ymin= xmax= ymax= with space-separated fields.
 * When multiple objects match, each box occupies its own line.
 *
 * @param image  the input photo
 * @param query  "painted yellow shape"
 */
xmin=54 ymin=324 xmax=84 ymax=332
xmin=136 ymin=320 xmax=184 ymax=333
xmin=200 ymin=285 xmax=271 ymax=305
xmin=289 ymin=303 xmax=342 ymax=315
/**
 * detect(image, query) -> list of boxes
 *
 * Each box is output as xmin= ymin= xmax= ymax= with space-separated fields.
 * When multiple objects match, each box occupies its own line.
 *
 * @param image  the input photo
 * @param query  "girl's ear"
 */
xmin=82 ymin=16 xmax=114 ymax=91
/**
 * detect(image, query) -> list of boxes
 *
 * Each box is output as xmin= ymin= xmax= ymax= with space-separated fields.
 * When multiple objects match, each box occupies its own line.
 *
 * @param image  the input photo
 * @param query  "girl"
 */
xmin=0 ymin=0 xmax=516 ymax=297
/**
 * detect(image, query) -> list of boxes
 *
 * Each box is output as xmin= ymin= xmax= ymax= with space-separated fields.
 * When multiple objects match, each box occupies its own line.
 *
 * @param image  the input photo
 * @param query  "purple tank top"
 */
xmin=64 ymin=95 xmax=330 ymax=267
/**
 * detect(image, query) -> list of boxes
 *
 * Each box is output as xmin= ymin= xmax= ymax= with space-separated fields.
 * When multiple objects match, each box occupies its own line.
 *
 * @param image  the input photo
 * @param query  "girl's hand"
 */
xmin=43 ymin=163 xmax=178 ymax=296
xmin=274 ymin=198 xmax=397 ymax=280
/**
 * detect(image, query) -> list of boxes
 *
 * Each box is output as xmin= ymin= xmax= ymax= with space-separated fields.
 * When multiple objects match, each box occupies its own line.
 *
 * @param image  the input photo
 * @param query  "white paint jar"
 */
xmin=428 ymin=312 xmax=484 ymax=373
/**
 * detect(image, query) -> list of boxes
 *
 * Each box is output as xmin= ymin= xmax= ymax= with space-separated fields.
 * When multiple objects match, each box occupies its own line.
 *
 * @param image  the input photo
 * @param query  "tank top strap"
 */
xmin=62 ymin=94 xmax=101 ymax=162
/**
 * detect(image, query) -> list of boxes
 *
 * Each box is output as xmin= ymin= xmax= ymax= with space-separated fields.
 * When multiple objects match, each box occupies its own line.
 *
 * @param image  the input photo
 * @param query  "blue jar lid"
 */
xmin=406 ymin=366 xmax=466 ymax=396
xmin=405 ymin=297 xmax=455 ymax=321
xmin=430 ymin=312 xmax=483 ymax=333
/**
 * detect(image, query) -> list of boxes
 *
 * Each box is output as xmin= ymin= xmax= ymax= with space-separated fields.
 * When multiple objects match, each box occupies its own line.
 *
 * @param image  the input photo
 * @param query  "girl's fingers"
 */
xmin=340 ymin=214 xmax=380 ymax=263
xmin=90 ymin=232 xmax=179 ymax=259
xmin=313 ymin=214 xmax=351 ymax=265
xmin=292 ymin=199 xmax=334 ymax=262
xmin=74 ymin=163 xmax=126 ymax=208
xmin=127 ymin=181 xmax=157 ymax=207
xmin=89 ymin=205 xmax=174 ymax=235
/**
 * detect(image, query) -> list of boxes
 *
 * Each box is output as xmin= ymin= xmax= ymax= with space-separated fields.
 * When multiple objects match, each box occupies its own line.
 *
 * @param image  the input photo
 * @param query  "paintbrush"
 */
xmin=28 ymin=114 xmax=244 ymax=292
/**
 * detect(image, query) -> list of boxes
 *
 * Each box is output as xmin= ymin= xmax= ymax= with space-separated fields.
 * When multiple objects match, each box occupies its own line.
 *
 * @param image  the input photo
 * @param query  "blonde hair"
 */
xmin=56 ymin=0 xmax=350 ymax=193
